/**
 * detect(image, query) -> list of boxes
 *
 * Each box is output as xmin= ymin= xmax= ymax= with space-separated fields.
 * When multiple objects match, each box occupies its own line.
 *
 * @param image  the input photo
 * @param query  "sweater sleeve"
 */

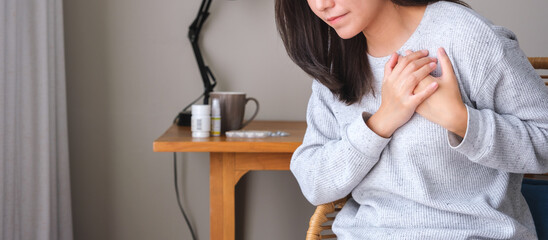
xmin=446 ymin=42 xmax=548 ymax=174
xmin=290 ymin=80 xmax=391 ymax=205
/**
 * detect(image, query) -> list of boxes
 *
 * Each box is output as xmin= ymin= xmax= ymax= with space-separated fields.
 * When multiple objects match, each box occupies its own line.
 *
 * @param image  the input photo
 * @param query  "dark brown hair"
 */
xmin=275 ymin=0 xmax=469 ymax=105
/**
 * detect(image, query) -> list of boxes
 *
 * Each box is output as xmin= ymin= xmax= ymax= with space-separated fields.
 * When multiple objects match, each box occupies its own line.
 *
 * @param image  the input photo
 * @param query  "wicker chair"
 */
xmin=306 ymin=196 xmax=350 ymax=240
xmin=305 ymin=57 xmax=548 ymax=240
xmin=528 ymin=57 xmax=548 ymax=85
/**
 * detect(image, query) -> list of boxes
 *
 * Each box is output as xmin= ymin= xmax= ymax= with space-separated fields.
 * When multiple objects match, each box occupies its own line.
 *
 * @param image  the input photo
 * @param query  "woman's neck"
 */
xmin=363 ymin=4 xmax=427 ymax=58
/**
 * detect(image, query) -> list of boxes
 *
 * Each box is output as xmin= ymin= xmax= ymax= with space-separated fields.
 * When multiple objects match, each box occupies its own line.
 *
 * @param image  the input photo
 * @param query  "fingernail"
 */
xmin=429 ymin=62 xmax=436 ymax=68
xmin=421 ymin=49 xmax=429 ymax=54
xmin=439 ymin=48 xmax=446 ymax=56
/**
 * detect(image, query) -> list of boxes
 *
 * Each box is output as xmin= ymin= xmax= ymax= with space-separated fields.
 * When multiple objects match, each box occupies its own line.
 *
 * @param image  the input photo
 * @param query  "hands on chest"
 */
xmin=366 ymin=48 xmax=468 ymax=138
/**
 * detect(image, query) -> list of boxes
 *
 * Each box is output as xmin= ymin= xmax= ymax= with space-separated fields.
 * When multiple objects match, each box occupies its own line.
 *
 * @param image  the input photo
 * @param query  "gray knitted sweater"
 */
xmin=290 ymin=1 xmax=548 ymax=239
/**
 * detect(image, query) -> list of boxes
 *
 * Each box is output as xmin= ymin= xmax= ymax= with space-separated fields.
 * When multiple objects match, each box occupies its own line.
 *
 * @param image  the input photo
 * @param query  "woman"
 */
xmin=275 ymin=0 xmax=548 ymax=239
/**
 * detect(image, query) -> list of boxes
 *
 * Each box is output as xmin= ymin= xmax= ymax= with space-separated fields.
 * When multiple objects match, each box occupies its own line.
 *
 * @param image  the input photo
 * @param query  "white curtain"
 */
xmin=0 ymin=0 xmax=73 ymax=239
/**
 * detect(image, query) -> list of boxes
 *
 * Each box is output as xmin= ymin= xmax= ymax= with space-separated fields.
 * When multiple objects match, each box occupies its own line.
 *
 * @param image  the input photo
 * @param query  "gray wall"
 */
xmin=63 ymin=0 xmax=548 ymax=239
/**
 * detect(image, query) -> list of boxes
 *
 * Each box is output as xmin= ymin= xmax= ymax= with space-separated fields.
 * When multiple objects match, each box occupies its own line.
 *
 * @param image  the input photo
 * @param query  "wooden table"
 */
xmin=153 ymin=121 xmax=306 ymax=240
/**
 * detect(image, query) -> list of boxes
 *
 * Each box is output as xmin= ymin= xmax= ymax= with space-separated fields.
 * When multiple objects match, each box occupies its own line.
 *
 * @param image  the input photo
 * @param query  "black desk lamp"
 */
xmin=174 ymin=0 xmax=217 ymax=126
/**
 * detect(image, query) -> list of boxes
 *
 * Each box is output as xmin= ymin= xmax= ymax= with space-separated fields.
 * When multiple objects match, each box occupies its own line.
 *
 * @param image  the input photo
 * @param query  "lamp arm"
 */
xmin=188 ymin=0 xmax=216 ymax=104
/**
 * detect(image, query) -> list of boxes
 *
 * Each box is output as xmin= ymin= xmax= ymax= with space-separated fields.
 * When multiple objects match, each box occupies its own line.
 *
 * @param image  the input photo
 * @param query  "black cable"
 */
xmin=173 ymin=152 xmax=198 ymax=240
xmin=183 ymin=92 xmax=206 ymax=112
xmin=172 ymin=93 xmax=205 ymax=124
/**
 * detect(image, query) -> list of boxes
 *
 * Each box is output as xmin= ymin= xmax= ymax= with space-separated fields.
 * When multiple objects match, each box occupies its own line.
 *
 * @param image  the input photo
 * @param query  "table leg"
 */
xmin=210 ymin=153 xmax=223 ymax=240
xmin=210 ymin=152 xmax=289 ymax=240
xmin=210 ymin=153 xmax=240 ymax=240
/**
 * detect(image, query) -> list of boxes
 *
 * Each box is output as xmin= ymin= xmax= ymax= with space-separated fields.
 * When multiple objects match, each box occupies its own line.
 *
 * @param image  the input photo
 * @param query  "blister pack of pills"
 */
xmin=225 ymin=130 xmax=290 ymax=138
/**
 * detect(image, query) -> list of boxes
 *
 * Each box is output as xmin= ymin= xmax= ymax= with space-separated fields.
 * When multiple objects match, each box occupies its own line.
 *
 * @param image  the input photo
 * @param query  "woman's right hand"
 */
xmin=366 ymin=50 xmax=439 ymax=138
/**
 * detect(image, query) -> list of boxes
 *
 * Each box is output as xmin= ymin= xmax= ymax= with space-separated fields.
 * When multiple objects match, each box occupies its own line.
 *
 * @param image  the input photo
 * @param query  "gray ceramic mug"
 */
xmin=209 ymin=92 xmax=259 ymax=134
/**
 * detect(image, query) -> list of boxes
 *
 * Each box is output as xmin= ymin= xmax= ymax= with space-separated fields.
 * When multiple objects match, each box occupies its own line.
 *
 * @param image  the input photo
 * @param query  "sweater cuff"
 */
xmin=346 ymin=112 xmax=391 ymax=158
xmin=446 ymin=105 xmax=491 ymax=160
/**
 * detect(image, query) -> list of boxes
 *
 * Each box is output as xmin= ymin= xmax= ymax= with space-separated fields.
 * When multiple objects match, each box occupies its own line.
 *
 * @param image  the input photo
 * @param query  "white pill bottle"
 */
xmin=191 ymin=105 xmax=211 ymax=138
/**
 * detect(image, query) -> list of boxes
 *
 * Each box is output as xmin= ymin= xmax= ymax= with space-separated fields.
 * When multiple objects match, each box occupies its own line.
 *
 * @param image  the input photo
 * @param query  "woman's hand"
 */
xmin=411 ymin=48 xmax=468 ymax=137
xmin=367 ymin=50 xmax=439 ymax=138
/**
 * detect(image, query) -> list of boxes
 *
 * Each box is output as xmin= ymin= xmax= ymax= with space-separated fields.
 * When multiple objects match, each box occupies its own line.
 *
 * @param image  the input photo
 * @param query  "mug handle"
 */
xmin=241 ymin=97 xmax=260 ymax=128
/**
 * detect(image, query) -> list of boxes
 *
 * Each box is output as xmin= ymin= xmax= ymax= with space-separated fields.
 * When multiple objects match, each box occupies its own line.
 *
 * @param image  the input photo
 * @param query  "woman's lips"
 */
xmin=327 ymin=13 xmax=347 ymax=24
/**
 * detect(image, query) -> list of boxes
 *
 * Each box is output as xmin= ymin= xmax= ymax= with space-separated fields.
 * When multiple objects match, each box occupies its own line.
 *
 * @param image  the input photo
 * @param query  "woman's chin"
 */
xmin=333 ymin=28 xmax=361 ymax=40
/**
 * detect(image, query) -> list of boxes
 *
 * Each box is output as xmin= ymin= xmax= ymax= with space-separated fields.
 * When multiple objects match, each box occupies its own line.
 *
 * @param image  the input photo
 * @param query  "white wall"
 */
xmin=63 ymin=0 xmax=548 ymax=239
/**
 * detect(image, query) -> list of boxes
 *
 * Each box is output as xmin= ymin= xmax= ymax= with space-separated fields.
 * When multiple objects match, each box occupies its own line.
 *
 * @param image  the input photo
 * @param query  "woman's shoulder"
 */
xmin=429 ymin=1 xmax=491 ymax=27
xmin=428 ymin=1 xmax=520 ymax=68
xmin=423 ymin=2 xmax=524 ymax=99
xmin=428 ymin=1 xmax=518 ymax=47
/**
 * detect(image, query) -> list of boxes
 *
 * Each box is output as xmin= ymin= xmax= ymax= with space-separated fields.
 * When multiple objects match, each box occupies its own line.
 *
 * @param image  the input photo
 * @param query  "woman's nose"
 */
xmin=315 ymin=0 xmax=334 ymax=11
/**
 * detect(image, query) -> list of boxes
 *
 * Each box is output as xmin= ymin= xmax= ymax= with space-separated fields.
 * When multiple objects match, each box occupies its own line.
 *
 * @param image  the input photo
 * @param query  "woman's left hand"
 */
xmin=411 ymin=48 xmax=468 ymax=137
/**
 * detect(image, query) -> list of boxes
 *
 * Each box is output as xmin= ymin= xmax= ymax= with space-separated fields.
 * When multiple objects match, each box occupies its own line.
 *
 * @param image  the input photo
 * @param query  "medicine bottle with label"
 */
xmin=191 ymin=105 xmax=211 ymax=138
